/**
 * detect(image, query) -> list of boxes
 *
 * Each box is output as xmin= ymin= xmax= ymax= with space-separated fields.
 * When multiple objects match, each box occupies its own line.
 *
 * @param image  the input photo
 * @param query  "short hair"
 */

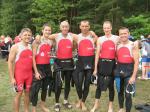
xmin=60 ymin=20 xmax=69 ymax=28
xmin=80 ymin=20 xmax=90 ymax=25
xmin=119 ymin=27 xmax=129 ymax=33
xmin=103 ymin=21 xmax=112 ymax=26
xmin=42 ymin=23 xmax=51 ymax=30
xmin=20 ymin=28 xmax=32 ymax=35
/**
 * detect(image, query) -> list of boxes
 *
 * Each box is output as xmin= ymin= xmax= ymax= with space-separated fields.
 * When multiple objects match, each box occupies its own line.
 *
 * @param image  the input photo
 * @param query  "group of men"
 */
xmin=8 ymin=20 xmax=139 ymax=112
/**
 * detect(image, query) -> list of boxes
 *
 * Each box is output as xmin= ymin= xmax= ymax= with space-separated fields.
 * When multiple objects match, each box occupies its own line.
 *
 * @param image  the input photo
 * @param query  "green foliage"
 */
xmin=0 ymin=0 xmax=150 ymax=37
xmin=124 ymin=14 xmax=150 ymax=39
xmin=0 ymin=0 xmax=16 ymax=36
xmin=0 ymin=0 xmax=33 ymax=37
xmin=30 ymin=0 xmax=68 ymax=33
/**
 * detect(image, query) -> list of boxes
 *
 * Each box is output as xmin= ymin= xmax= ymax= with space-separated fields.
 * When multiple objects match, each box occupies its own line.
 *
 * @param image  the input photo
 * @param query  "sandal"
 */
xmin=63 ymin=102 xmax=72 ymax=109
xmin=54 ymin=104 xmax=61 ymax=112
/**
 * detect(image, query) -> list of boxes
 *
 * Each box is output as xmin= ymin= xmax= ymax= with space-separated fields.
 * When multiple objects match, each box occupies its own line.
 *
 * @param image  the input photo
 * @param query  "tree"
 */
xmin=30 ymin=0 xmax=68 ymax=33
xmin=123 ymin=14 xmax=150 ymax=39
xmin=0 ymin=0 xmax=33 ymax=37
xmin=0 ymin=0 xmax=16 ymax=36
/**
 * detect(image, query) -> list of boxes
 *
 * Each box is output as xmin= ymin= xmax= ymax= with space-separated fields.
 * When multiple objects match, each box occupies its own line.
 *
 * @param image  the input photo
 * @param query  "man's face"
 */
xmin=42 ymin=26 xmax=51 ymax=37
xmin=21 ymin=31 xmax=32 ymax=43
xmin=80 ymin=22 xmax=90 ymax=34
xmin=119 ymin=29 xmax=129 ymax=42
xmin=103 ymin=23 xmax=112 ymax=35
xmin=60 ymin=23 xmax=69 ymax=35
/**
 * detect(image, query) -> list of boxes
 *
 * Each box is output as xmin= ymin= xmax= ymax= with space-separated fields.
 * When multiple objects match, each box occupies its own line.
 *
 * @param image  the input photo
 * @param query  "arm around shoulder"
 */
xmin=48 ymin=34 xmax=58 ymax=40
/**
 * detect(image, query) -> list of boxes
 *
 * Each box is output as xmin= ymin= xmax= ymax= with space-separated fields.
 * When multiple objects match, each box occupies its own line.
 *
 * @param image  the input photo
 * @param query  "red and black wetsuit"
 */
xmin=116 ymin=42 xmax=134 ymax=112
xmin=73 ymin=33 xmax=95 ymax=102
xmin=31 ymin=37 xmax=53 ymax=106
xmin=54 ymin=33 xmax=74 ymax=103
xmin=95 ymin=35 xmax=118 ymax=101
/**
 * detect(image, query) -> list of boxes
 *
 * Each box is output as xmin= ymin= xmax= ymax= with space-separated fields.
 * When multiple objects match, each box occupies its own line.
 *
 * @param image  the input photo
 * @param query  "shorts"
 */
xmin=15 ymin=72 xmax=33 ymax=92
xmin=98 ymin=58 xmax=116 ymax=76
xmin=77 ymin=55 xmax=94 ymax=70
xmin=142 ymin=58 xmax=150 ymax=62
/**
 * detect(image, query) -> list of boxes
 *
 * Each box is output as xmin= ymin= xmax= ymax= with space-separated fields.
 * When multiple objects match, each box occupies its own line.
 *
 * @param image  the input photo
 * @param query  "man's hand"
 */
xmin=11 ymin=78 xmax=16 ymax=85
xmin=93 ymin=69 xmax=97 ymax=76
xmin=129 ymin=76 xmax=136 ymax=84
xmin=35 ymin=72 xmax=41 ymax=80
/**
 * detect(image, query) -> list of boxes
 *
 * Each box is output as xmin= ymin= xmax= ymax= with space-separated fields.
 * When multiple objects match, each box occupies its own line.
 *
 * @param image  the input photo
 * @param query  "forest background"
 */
xmin=0 ymin=0 xmax=150 ymax=38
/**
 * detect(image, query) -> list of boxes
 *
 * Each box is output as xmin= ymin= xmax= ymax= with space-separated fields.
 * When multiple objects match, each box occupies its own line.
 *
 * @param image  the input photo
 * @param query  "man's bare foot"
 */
xmin=76 ymin=100 xmax=82 ymax=108
xmin=81 ymin=102 xmax=87 ymax=111
xmin=32 ymin=106 xmax=36 ymax=112
xmin=90 ymin=100 xmax=99 ymax=112
xmin=108 ymin=102 xmax=113 ymax=112
xmin=40 ymin=101 xmax=49 ymax=112
xmin=118 ymin=108 xmax=124 ymax=112
xmin=90 ymin=106 xmax=98 ymax=112
xmin=108 ymin=108 xmax=113 ymax=112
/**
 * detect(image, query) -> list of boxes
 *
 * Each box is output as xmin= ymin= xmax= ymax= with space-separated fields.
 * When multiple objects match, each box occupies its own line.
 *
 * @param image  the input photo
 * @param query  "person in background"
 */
xmin=141 ymin=34 xmax=150 ymax=79
xmin=0 ymin=35 xmax=6 ymax=58
xmin=13 ymin=35 xmax=21 ymax=44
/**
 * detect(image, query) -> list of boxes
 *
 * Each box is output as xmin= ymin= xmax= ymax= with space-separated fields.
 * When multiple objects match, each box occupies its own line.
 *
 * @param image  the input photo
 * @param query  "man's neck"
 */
xmin=21 ymin=41 xmax=28 ymax=47
xmin=121 ymin=40 xmax=129 ymax=45
xmin=82 ymin=31 xmax=89 ymax=37
xmin=105 ymin=34 xmax=112 ymax=38
xmin=61 ymin=33 xmax=68 ymax=38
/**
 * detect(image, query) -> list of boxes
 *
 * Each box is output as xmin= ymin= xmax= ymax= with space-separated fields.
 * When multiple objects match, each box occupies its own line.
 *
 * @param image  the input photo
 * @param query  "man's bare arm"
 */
xmin=90 ymin=31 xmax=98 ymax=43
xmin=93 ymin=38 xmax=101 ymax=75
xmin=8 ymin=45 xmax=17 ymax=85
xmin=32 ymin=41 xmax=41 ymax=80
xmin=48 ymin=34 xmax=58 ymax=40
xmin=129 ymin=42 xmax=139 ymax=84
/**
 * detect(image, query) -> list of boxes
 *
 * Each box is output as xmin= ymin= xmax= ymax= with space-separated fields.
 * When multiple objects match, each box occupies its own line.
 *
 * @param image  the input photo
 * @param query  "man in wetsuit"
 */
xmin=115 ymin=27 xmax=139 ymax=112
xmin=73 ymin=20 xmax=98 ymax=111
xmin=31 ymin=24 xmax=53 ymax=112
xmin=48 ymin=21 xmax=78 ymax=112
xmin=8 ymin=28 xmax=33 ymax=112
xmin=91 ymin=21 xmax=119 ymax=112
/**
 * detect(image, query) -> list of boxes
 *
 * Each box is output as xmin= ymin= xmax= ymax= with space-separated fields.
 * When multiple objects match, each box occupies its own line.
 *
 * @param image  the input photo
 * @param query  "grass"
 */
xmin=0 ymin=58 xmax=150 ymax=112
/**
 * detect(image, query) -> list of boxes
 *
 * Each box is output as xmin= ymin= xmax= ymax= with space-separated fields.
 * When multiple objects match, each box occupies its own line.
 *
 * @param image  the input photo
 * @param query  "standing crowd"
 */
xmin=7 ymin=20 xmax=142 ymax=112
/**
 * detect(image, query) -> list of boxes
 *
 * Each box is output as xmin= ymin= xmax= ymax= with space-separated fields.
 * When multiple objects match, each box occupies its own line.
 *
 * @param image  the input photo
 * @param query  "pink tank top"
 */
xmin=99 ymin=35 xmax=118 ymax=59
xmin=117 ymin=43 xmax=134 ymax=63
xmin=55 ymin=33 xmax=73 ymax=59
xmin=15 ymin=42 xmax=32 ymax=76
xmin=36 ymin=37 xmax=52 ymax=64
xmin=78 ymin=34 xmax=95 ymax=56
